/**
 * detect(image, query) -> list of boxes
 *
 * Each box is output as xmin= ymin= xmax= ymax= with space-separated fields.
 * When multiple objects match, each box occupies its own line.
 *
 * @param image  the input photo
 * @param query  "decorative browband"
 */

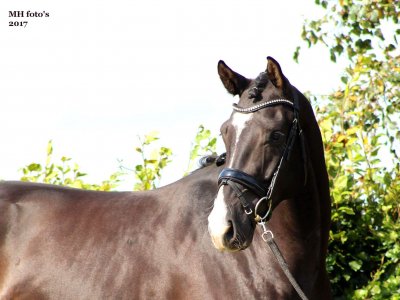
xmin=232 ymin=99 xmax=294 ymax=114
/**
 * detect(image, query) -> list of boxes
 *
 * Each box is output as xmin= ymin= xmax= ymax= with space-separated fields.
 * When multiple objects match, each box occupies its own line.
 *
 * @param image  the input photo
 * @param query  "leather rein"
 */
xmin=217 ymin=93 xmax=309 ymax=300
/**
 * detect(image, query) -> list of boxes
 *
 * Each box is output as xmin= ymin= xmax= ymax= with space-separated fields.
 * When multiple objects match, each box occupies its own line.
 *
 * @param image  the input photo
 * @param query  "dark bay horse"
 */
xmin=0 ymin=57 xmax=331 ymax=299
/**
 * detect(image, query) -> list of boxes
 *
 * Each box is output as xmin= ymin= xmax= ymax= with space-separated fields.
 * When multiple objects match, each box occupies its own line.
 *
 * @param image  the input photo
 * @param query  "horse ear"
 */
xmin=266 ymin=56 xmax=287 ymax=90
xmin=218 ymin=60 xmax=250 ymax=96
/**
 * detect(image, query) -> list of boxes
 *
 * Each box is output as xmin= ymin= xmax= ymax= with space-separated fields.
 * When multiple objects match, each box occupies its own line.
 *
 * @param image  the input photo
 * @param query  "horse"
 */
xmin=0 ymin=57 xmax=331 ymax=300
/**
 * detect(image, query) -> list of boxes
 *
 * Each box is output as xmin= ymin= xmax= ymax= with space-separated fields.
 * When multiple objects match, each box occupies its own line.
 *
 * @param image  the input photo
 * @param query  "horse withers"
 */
xmin=0 ymin=57 xmax=331 ymax=299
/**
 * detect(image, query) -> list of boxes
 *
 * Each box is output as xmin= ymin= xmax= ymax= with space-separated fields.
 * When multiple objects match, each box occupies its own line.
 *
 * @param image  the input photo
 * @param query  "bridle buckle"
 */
xmin=244 ymin=207 xmax=253 ymax=215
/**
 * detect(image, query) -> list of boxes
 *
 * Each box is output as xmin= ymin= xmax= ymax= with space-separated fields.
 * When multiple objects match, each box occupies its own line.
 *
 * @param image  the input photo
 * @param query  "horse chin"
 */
xmin=209 ymin=230 xmax=252 ymax=252
xmin=210 ymin=239 xmax=248 ymax=252
xmin=226 ymin=242 xmax=250 ymax=252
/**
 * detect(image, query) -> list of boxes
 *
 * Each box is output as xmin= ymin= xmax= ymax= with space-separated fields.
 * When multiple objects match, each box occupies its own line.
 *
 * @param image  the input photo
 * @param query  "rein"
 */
xmin=217 ymin=93 xmax=309 ymax=300
xmin=259 ymin=223 xmax=309 ymax=300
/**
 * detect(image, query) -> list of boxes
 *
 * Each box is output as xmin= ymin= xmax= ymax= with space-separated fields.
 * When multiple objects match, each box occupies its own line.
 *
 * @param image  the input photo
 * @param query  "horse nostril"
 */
xmin=225 ymin=221 xmax=235 ymax=242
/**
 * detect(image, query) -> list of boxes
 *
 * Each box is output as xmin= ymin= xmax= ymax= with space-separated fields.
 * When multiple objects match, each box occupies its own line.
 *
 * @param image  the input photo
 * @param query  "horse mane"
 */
xmin=198 ymin=153 xmax=226 ymax=169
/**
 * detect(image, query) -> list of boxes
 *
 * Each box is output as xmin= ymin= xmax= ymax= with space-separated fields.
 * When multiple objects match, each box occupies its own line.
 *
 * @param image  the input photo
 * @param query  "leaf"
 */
xmin=209 ymin=137 xmax=217 ymax=148
xmin=354 ymin=289 xmax=368 ymax=299
xmin=338 ymin=206 xmax=355 ymax=215
xmin=144 ymin=131 xmax=159 ymax=145
xmin=346 ymin=126 xmax=360 ymax=136
xmin=370 ymin=284 xmax=381 ymax=295
xmin=335 ymin=175 xmax=348 ymax=190
xmin=389 ymin=231 xmax=398 ymax=242
xmin=27 ymin=163 xmax=42 ymax=172
xmin=349 ymin=260 xmax=362 ymax=271
xmin=47 ymin=140 xmax=53 ymax=155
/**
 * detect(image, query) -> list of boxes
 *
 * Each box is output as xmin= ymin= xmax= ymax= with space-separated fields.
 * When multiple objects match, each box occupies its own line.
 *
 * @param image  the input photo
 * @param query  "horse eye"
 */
xmin=270 ymin=131 xmax=285 ymax=142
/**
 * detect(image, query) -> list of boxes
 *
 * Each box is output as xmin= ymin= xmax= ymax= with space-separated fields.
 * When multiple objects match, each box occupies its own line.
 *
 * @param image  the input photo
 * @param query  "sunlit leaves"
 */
xmin=301 ymin=1 xmax=400 ymax=298
xmin=19 ymin=125 xmax=219 ymax=193
xmin=297 ymin=0 xmax=400 ymax=63
xmin=185 ymin=125 xmax=217 ymax=175
xmin=20 ymin=140 xmax=122 ymax=191
xmin=132 ymin=132 xmax=173 ymax=191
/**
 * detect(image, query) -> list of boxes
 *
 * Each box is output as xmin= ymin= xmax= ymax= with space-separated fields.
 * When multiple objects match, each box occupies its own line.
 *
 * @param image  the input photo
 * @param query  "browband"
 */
xmin=232 ymin=99 xmax=294 ymax=114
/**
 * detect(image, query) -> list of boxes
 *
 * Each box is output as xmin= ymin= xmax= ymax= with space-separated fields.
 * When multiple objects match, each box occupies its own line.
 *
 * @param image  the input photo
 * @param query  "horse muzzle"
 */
xmin=208 ymin=188 xmax=254 ymax=252
xmin=208 ymin=220 xmax=251 ymax=252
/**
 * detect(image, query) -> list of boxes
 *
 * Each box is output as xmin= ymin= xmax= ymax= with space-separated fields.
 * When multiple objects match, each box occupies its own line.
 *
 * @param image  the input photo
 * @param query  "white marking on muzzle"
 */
xmin=208 ymin=188 xmax=230 ymax=251
xmin=229 ymin=113 xmax=253 ymax=168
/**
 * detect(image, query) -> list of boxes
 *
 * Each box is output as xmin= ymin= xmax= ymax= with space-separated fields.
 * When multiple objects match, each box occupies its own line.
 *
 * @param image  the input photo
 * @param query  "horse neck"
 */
xmin=158 ymin=163 xmax=221 ymax=213
xmin=266 ymin=91 xmax=331 ymax=248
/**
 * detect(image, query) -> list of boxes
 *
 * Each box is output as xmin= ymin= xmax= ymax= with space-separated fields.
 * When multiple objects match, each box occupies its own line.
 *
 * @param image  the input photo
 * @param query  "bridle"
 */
xmin=216 ymin=91 xmax=310 ymax=300
xmin=217 ymin=92 xmax=307 ymax=223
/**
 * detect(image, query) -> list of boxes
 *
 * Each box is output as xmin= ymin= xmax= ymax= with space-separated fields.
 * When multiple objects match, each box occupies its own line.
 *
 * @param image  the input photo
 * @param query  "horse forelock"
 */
xmin=248 ymin=72 xmax=269 ymax=100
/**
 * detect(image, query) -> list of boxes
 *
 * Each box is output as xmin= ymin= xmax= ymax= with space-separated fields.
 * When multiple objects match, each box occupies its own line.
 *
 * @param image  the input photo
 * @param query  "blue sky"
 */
xmin=0 ymin=0 xmax=346 ymax=189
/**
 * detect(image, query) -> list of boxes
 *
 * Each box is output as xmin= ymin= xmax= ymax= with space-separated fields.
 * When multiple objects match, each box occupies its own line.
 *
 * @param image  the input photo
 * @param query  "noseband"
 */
xmin=217 ymin=92 xmax=307 ymax=223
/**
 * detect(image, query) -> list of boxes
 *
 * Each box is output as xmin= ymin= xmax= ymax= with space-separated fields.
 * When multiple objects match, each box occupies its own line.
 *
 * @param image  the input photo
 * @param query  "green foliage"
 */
xmin=315 ymin=87 xmax=400 ymax=298
xmin=185 ymin=125 xmax=217 ymax=175
xmin=132 ymin=131 xmax=173 ymax=191
xmin=300 ymin=1 xmax=400 ymax=298
xmin=20 ymin=140 xmax=122 ymax=191
xmin=18 ymin=126 xmax=217 ymax=192
xmin=296 ymin=0 xmax=400 ymax=63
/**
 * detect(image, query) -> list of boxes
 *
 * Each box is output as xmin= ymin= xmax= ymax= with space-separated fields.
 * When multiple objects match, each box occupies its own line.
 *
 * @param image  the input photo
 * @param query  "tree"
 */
xmin=298 ymin=1 xmax=400 ymax=298
xmin=130 ymin=131 xmax=173 ymax=191
xmin=20 ymin=140 xmax=122 ymax=191
xmin=20 ymin=125 xmax=217 ymax=192
xmin=185 ymin=125 xmax=217 ymax=175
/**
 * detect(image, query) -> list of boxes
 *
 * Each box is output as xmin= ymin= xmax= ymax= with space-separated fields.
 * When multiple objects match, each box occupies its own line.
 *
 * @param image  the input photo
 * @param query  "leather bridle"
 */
xmin=215 ymin=83 xmax=310 ymax=299
xmin=217 ymin=92 xmax=307 ymax=224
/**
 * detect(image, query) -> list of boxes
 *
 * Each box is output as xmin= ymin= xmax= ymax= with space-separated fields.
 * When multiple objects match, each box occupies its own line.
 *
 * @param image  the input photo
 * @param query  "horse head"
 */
xmin=208 ymin=57 xmax=308 ymax=252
